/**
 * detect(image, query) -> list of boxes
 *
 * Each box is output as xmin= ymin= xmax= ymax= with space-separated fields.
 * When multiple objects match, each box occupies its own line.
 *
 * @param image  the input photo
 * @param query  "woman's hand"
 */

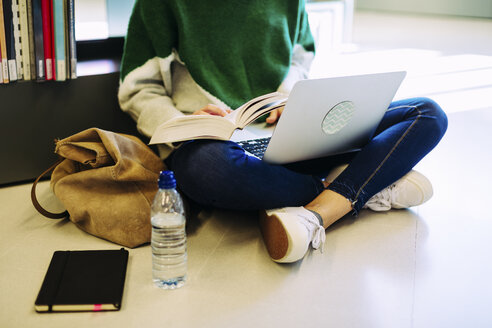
xmin=192 ymin=104 xmax=232 ymax=117
xmin=266 ymin=106 xmax=285 ymax=124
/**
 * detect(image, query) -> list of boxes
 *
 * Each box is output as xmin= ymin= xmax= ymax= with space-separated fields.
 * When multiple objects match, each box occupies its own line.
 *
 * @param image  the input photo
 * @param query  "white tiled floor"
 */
xmin=1 ymin=10 xmax=492 ymax=328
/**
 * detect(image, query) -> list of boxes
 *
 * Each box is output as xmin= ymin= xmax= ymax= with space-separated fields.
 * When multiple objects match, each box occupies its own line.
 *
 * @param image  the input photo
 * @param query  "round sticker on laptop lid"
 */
xmin=321 ymin=101 xmax=355 ymax=135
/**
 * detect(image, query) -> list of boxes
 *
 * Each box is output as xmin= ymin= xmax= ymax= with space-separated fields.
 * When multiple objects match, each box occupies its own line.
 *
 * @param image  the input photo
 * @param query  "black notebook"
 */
xmin=35 ymin=249 xmax=129 ymax=312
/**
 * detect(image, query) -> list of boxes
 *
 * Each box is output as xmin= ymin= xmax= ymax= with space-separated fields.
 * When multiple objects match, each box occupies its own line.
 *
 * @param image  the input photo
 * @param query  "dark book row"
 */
xmin=0 ymin=0 xmax=76 ymax=84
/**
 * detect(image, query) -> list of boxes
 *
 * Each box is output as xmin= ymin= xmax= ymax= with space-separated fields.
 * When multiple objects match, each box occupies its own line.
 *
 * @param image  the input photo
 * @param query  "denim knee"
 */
xmin=416 ymin=97 xmax=448 ymax=139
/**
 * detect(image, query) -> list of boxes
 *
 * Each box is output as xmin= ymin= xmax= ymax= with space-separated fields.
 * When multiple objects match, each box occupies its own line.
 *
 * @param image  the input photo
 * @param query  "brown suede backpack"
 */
xmin=31 ymin=128 xmax=165 ymax=248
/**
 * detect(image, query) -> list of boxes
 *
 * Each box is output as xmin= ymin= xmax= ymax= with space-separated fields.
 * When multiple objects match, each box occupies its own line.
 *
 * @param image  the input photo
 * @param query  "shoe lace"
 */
xmin=299 ymin=213 xmax=326 ymax=252
xmin=366 ymin=183 xmax=399 ymax=211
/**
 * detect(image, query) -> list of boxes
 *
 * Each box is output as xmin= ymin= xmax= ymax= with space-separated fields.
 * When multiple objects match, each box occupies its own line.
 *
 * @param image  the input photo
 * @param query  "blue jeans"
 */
xmin=166 ymin=97 xmax=448 ymax=214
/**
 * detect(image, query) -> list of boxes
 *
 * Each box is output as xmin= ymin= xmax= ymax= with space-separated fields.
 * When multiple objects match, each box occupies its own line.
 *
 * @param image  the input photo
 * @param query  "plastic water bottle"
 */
xmin=151 ymin=170 xmax=187 ymax=289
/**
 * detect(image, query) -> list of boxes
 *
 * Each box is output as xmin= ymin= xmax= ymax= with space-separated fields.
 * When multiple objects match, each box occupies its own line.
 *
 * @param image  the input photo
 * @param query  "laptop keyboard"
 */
xmin=236 ymin=137 xmax=271 ymax=159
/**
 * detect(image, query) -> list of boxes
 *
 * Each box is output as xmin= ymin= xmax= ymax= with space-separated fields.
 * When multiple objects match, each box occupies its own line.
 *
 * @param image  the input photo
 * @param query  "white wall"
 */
xmin=356 ymin=0 xmax=492 ymax=18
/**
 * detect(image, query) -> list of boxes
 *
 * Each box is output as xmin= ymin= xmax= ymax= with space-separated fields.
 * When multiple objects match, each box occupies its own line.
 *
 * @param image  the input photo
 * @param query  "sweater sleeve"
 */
xmin=118 ymin=0 xmax=183 ymax=143
xmin=277 ymin=1 xmax=315 ymax=95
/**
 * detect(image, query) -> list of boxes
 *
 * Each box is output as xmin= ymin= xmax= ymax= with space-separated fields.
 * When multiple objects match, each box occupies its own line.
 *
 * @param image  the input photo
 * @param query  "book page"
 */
xmin=149 ymin=92 xmax=287 ymax=145
xmin=237 ymin=95 xmax=287 ymax=128
xmin=150 ymin=115 xmax=236 ymax=144
xmin=224 ymin=92 xmax=286 ymax=126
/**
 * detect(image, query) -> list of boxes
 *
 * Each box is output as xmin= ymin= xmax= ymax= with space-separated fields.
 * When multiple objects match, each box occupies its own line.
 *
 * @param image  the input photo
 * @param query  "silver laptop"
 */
xmin=231 ymin=71 xmax=406 ymax=164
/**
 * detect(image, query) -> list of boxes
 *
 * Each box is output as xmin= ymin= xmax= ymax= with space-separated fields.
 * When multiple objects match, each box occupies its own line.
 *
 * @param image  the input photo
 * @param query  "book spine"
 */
xmin=40 ymin=0 xmax=50 ymax=79
xmin=26 ymin=0 xmax=35 ymax=80
xmin=52 ymin=0 xmax=63 ymax=80
xmin=11 ymin=0 xmax=23 ymax=80
xmin=62 ymin=0 xmax=67 ymax=79
xmin=18 ymin=0 xmax=30 ymax=80
xmin=5 ymin=0 xmax=18 ymax=81
xmin=49 ymin=0 xmax=54 ymax=79
xmin=3 ymin=0 xmax=18 ymax=81
xmin=0 ymin=0 xmax=10 ymax=83
xmin=32 ymin=0 xmax=43 ymax=80
xmin=66 ymin=0 xmax=74 ymax=78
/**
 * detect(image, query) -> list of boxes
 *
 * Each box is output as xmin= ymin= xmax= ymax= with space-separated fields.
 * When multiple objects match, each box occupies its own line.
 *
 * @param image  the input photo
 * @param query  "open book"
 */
xmin=149 ymin=92 xmax=287 ymax=145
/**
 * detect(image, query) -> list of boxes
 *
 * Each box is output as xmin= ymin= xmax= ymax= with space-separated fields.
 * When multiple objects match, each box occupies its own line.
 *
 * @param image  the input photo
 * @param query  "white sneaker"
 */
xmin=364 ymin=170 xmax=433 ymax=211
xmin=259 ymin=207 xmax=325 ymax=263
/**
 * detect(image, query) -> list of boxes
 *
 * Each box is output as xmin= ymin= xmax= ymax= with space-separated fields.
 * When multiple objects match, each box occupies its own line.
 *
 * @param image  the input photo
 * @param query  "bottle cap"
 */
xmin=158 ymin=170 xmax=177 ymax=189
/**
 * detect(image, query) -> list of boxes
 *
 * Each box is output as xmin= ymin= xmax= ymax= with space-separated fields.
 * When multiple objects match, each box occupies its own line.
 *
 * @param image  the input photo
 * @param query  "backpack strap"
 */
xmin=31 ymin=158 xmax=69 ymax=219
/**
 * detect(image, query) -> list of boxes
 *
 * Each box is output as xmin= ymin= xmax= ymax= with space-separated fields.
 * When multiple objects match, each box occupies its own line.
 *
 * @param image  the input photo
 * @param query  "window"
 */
xmin=75 ymin=0 xmax=135 ymax=41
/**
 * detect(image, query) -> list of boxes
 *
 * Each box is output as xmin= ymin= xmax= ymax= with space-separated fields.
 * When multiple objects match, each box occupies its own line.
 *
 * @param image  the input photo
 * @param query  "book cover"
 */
xmin=49 ymin=0 xmax=55 ymax=79
xmin=149 ymin=92 xmax=287 ymax=145
xmin=0 ymin=43 xmax=3 ymax=83
xmin=52 ymin=0 xmax=64 ymax=81
xmin=18 ymin=0 xmax=31 ymax=80
xmin=11 ymin=0 xmax=23 ymax=80
xmin=62 ymin=0 xmax=67 ymax=79
xmin=3 ymin=0 xmax=18 ymax=81
xmin=0 ymin=0 xmax=10 ymax=83
xmin=66 ymin=0 xmax=74 ymax=78
xmin=40 ymin=0 xmax=51 ymax=79
xmin=26 ymin=0 xmax=35 ymax=79
xmin=35 ymin=249 xmax=129 ymax=312
xmin=32 ymin=0 xmax=44 ymax=80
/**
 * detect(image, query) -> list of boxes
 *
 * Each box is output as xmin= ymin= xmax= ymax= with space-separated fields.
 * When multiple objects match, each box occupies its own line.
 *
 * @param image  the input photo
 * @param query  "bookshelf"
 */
xmin=0 ymin=65 xmax=139 ymax=185
xmin=0 ymin=1 xmax=139 ymax=185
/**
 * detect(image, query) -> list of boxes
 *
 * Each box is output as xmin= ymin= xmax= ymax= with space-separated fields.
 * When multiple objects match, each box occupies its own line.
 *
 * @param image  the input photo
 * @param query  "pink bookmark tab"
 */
xmin=93 ymin=304 xmax=102 ymax=311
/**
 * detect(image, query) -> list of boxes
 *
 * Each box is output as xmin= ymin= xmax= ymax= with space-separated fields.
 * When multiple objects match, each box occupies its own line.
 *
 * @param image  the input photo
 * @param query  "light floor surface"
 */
xmin=2 ymin=11 xmax=492 ymax=328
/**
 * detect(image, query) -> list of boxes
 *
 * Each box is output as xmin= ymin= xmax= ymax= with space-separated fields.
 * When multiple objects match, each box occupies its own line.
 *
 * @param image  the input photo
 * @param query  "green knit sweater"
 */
xmin=121 ymin=0 xmax=315 ymax=109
